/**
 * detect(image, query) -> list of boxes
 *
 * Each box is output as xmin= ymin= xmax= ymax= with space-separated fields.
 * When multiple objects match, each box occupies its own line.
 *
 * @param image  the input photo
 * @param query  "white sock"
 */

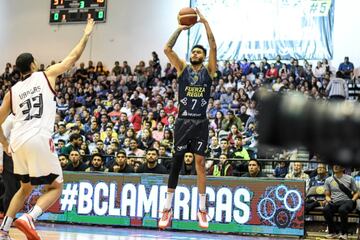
xmin=164 ymin=192 xmax=174 ymax=210
xmin=28 ymin=205 xmax=43 ymax=220
xmin=199 ymin=194 xmax=206 ymax=211
xmin=0 ymin=216 xmax=13 ymax=232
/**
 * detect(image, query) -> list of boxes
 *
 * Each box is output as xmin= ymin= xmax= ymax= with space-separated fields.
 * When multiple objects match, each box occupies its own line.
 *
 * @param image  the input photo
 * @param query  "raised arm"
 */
xmin=196 ymin=8 xmax=217 ymax=77
xmin=164 ymin=22 xmax=193 ymax=74
xmin=45 ymin=19 xmax=95 ymax=88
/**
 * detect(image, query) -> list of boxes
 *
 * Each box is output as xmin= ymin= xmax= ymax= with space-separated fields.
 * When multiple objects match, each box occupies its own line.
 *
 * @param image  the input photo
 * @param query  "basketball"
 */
xmin=178 ymin=7 xmax=198 ymax=26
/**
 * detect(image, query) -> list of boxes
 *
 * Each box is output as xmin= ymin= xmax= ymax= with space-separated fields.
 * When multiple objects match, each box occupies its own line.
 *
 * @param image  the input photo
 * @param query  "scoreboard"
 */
xmin=50 ymin=0 xmax=107 ymax=24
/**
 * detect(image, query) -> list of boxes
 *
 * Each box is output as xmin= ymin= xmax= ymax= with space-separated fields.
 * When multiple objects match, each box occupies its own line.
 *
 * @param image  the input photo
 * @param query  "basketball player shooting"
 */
xmin=0 ymin=19 xmax=95 ymax=239
xmin=158 ymin=8 xmax=217 ymax=229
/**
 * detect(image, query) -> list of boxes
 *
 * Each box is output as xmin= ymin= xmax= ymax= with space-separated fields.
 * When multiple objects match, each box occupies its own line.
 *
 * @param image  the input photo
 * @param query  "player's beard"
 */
xmin=190 ymin=58 xmax=203 ymax=66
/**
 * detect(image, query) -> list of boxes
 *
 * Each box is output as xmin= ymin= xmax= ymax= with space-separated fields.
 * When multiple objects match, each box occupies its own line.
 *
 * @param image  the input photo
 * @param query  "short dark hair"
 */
xmin=69 ymin=133 xmax=82 ymax=142
xmin=146 ymin=148 xmax=158 ymax=155
xmin=249 ymin=159 xmax=262 ymax=170
xmin=15 ymin=53 xmax=34 ymax=74
xmin=336 ymin=71 xmax=344 ymax=78
xmin=92 ymin=153 xmax=103 ymax=161
xmin=117 ymin=150 xmax=127 ymax=157
xmin=191 ymin=45 xmax=207 ymax=56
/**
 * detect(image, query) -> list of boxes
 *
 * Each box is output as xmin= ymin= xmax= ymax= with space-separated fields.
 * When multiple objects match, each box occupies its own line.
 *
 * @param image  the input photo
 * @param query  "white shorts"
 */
xmin=12 ymin=133 xmax=63 ymax=185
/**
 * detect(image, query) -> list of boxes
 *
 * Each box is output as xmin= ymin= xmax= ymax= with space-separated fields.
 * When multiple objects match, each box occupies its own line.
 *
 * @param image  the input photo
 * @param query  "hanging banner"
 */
xmin=188 ymin=0 xmax=334 ymax=61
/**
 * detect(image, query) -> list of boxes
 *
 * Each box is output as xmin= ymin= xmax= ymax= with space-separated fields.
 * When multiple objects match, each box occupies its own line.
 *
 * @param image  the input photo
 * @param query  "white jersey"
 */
xmin=10 ymin=71 xmax=56 ymax=151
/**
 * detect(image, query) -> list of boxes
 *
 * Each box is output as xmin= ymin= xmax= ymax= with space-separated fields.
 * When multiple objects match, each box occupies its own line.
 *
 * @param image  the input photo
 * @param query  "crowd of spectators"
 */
xmin=2 ymin=53 xmax=360 ymax=237
xmin=0 ymin=54 xmax=358 ymax=178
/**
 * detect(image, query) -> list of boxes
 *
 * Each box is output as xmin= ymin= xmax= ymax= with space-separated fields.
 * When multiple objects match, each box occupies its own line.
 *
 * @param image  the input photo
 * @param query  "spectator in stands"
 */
xmin=101 ymin=126 xmax=118 ymax=146
xmin=137 ymin=148 xmax=167 ymax=174
xmin=227 ymin=124 xmax=241 ymax=146
xmin=53 ymin=122 xmax=69 ymax=146
xmin=208 ymin=154 xmax=233 ymax=176
xmin=326 ymin=71 xmax=349 ymax=100
xmin=273 ymin=157 xmax=289 ymax=178
xmin=127 ymin=139 xmax=145 ymax=157
xmin=180 ymin=152 xmax=196 ymax=175
xmin=265 ymin=63 xmax=279 ymax=82
xmin=108 ymin=151 xmax=134 ymax=173
xmin=262 ymin=57 xmax=270 ymax=72
xmin=206 ymin=138 xmax=231 ymax=171
xmin=138 ymin=128 xmax=155 ymax=150
xmin=206 ymin=136 xmax=221 ymax=160
xmin=229 ymin=92 xmax=241 ymax=114
xmin=56 ymin=139 xmax=66 ymax=155
xmin=125 ymin=128 xmax=136 ymax=140
xmin=313 ymin=61 xmax=326 ymax=80
xmin=85 ymin=153 xmax=108 ymax=172
xmin=285 ymin=162 xmax=310 ymax=190
xmin=96 ymin=139 xmax=106 ymax=155
xmin=108 ymin=102 xmax=122 ymax=123
xmin=274 ymin=55 xmax=283 ymax=70
xmin=99 ymin=113 xmax=110 ymax=132
xmin=221 ymin=110 xmax=242 ymax=132
xmin=211 ymin=111 xmax=225 ymax=132
xmin=66 ymin=150 xmax=87 ymax=171
xmin=272 ymin=77 xmax=284 ymax=92
xmin=130 ymin=90 xmax=143 ymax=109
xmin=120 ymin=101 xmax=132 ymax=118
xmin=208 ymin=100 xmax=227 ymax=119
xmin=111 ymin=61 xmax=122 ymax=76
xmin=152 ymin=122 xmax=165 ymax=142
xmin=231 ymin=135 xmax=250 ymax=176
xmin=121 ymin=61 xmax=132 ymax=76
xmin=85 ymin=121 xmax=99 ymax=142
xmin=289 ymin=59 xmax=305 ymax=83
xmin=241 ymin=159 xmax=267 ymax=177
xmin=160 ymin=129 xmax=174 ymax=151
xmin=164 ymin=99 xmax=178 ymax=116
xmin=60 ymin=133 xmax=82 ymax=155
xmin=323 ymin=165 xmax=359 ymax=239
xmin=338 ymin=56 xmax=354 ymax=80
xmin=163 ymin=62 xmax=177 ymax=84
xmin=305 ymin=163 xmax=329 ymax=213
xmin=158 ymin=145 xmax=172 ymax=171
xmin=220 ymin=87 xmax=233 ymax=107
xmin=143 ymin=111 xmax=157 ymax=130
xmin=118 ymin=112 xmax=131 ymax=129
xmin=58 ymin=154 xmax=69 ymax=171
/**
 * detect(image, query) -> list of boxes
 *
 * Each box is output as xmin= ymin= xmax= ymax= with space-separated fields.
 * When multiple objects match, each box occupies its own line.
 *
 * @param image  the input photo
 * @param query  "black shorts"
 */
xmin=174 ymin=118 xmax=209 ymax=156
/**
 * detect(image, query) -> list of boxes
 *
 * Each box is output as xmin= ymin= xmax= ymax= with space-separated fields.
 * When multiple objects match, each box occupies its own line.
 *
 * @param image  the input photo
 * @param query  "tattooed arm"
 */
xmin=164 ymin=24 xmax=191 ymax=74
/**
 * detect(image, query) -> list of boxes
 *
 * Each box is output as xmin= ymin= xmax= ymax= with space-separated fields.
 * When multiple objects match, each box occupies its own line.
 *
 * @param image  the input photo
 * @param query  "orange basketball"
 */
xmin=178 ymin=7 xmax=198 ymax=26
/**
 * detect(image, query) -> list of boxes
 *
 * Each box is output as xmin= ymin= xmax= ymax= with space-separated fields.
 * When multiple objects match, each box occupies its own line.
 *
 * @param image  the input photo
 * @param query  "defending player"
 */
xmin=0 ymin=19 xmax=95 ymax=239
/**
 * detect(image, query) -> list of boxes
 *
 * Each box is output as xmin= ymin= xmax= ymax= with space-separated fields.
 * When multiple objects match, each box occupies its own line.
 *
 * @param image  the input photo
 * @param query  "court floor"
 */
xmin=5 ymin=223 xmax=297 ymax=240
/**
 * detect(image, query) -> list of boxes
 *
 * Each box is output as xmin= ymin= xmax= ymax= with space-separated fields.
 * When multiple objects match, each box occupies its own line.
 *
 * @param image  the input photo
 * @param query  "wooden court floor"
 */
xmin=4 ymin=223 xmax=301 ymax=240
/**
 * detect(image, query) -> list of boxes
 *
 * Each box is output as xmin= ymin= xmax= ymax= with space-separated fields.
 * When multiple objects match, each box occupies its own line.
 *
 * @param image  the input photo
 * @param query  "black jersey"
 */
xmin=177 ymin=65 xmax=212 ymax=119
